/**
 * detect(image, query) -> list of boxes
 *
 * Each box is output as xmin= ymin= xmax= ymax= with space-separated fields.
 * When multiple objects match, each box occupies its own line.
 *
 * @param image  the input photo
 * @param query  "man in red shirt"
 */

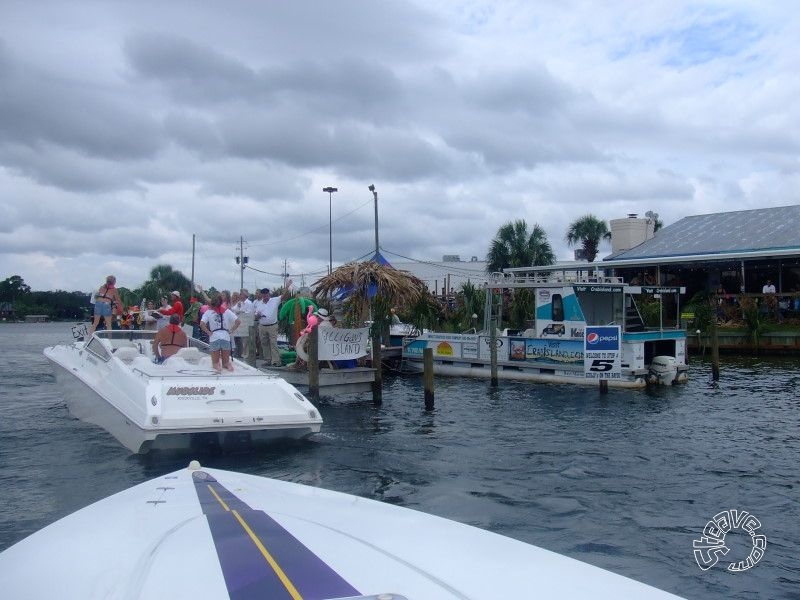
xmin=158 ymin=290 xmax=185 ymax=322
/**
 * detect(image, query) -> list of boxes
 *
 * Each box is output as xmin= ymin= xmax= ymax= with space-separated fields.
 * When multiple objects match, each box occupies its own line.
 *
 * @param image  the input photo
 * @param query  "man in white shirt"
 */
xmin=232 ymin=289 xmax=255 ymax=359
xmin=762 ymin=279 xmax=779 ymax=322
xmin=255 ymin=281 xmax=292 ymax=367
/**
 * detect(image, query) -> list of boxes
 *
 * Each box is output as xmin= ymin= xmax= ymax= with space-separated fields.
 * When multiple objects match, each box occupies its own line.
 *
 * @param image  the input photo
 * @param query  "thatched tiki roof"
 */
xmin=312 ymin=261 xmax=427 ymax=319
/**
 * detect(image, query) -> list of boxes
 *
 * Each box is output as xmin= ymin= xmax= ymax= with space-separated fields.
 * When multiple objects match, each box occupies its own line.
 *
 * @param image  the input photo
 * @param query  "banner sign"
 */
xmin=317 ymin=327 xmax=369 ymax=360
xmin=573 ymin=285 xmax=624 ymax=293
xmin=509 ymin=338 xmax=584 ymax=365
xmin=639 ymin=286 xmax=685 ymax=295
xmin=583 ymin=325 xmax=621 ymax=380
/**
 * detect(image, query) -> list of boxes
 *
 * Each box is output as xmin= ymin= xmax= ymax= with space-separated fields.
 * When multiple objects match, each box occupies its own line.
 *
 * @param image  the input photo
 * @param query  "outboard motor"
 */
xmin=648 ymin=355 xmax=678 ymax=385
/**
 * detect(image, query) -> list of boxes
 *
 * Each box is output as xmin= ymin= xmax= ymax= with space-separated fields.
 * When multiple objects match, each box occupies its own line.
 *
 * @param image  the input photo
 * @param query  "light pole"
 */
xmin=322 ymin=186 xmax=338 ymax=274
xmin=369 ymin=184 xmax=379 ymax=257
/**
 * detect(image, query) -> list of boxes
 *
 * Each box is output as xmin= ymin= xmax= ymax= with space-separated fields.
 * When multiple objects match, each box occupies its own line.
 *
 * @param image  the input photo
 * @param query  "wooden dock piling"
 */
xmin=423 ymin=347 xmax=434 ymax=410
xmin=308 ymin=327 xmax=319 ymax=401
xmin=709 ymin=295 xmax=720 ymax=381
xmin=371 ymin=331 xmax=382 ymax=406
xmin=490 ymin=316 xmax=498 ymax=387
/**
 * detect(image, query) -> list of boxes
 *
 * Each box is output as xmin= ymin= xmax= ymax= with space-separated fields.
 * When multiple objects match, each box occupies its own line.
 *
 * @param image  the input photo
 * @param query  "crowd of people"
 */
xmin=88 ymin=275 xmax=309 ymax=371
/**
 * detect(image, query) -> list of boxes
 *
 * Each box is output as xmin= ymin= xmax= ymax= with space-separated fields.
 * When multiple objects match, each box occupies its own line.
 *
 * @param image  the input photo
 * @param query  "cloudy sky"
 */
xmin=1 ymin=1 xmax=798 ymax=293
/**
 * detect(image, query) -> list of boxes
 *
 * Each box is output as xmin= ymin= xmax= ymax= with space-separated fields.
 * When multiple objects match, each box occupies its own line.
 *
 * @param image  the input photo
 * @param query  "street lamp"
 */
xmin=322 ymin=186 xmax=338 ymax=274
xmin=369 ymin=184 xmax=378 ymax=257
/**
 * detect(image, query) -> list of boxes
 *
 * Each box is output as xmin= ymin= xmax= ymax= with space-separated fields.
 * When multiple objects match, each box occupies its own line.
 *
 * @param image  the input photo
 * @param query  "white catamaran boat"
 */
xmin=44 ymin=327 xmax=322 ymax=453
xmin=403 ymin=266 xmax=689 ymax=388
xmin=0 ymin=462 xmax=685 ymax=599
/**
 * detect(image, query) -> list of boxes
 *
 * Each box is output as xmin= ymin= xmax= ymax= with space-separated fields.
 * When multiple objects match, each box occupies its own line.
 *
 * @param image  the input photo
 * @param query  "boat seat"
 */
xmin=114 ymin=347 xmax=140 ymax=362
xmin=174 ymin=347 xmax=203 ymax=364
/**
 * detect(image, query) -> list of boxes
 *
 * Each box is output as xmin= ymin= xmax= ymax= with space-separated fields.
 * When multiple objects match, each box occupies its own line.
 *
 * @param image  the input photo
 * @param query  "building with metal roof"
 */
xmin=602 ymin=205 xmax=800 ymax=296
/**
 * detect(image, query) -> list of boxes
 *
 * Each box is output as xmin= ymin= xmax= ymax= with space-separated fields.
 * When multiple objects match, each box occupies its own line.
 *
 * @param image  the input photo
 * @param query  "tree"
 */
xmin=485 ymin=220 xmax=555 ymax=273
xmin=645 ymin=210 xmax=663 ymax=232
xmin=134 ymin=264 xmax=191 ymax=305
xmin=565 ymin=214 xmax=612 ymax=262
xmin=0 ymin=275 xmax=32 ymax=301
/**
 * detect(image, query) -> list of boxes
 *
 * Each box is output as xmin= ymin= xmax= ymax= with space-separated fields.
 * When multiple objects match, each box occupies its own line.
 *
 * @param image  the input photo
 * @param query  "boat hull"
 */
xmin=403 ymin=357 xmax=648 ymax=388
xmin=44 ymin=332 xmax=322 ymax=453
xmin=0 ymin=464 xmax=685 ymax=599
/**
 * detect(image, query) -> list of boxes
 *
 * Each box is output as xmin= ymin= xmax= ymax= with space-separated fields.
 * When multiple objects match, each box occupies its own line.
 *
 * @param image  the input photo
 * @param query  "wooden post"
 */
xmin=710 ymin=296 xmax=720 ymax=381
xmin=490 ymin=316 xmax=498 ymax=387
xmin=423 ymin=347 xmax=434 ymax=410
xmin=308 ymin=326 xmax=319 ymax=401
xmin=246 ymin=325 xmax=257 ymax=367
xmin=599 ymin=380 xmax=608 ymax=394
xmin=371 ymin=330 xmax=382 ymax=405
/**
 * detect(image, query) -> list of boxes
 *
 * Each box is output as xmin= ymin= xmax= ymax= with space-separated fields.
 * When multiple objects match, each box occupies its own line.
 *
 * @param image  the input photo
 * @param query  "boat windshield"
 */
xmin=90 ymin=329 xmax=211 ymax=353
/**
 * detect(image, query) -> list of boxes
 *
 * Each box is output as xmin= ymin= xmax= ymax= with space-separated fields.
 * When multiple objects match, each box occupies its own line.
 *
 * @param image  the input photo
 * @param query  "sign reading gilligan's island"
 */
xmin=583 ymin=326 xmax=621 ymax=380
xmin=317 ymin=327 xmax=370 ymax=361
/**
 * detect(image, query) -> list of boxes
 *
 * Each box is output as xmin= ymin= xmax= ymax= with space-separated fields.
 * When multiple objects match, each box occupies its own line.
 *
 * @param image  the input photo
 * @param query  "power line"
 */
xmin=246 ymin=198 xmax=374 ymax=248
xmin=381 ymin=248 xmax=488 ymax=276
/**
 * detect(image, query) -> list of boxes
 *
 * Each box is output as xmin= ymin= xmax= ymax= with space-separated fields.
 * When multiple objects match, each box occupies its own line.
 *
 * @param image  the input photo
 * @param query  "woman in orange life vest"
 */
xmin=90 ymin=275 xmax=123 ymax=334
xmin=151 ymin=314 xmax=189 ymax=363
xmin=199 ymin=295 xmax=240 ymax=374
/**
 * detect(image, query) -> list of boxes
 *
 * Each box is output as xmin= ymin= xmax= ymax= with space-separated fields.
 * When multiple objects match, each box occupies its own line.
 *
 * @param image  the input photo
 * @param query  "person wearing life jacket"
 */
xmin=90 ymin=275 xmax=123 ymax=334
xmin=199 ymin=295 xmax=240 ymax=374
xmin=151 ymin=314 xmax=189 ymax=363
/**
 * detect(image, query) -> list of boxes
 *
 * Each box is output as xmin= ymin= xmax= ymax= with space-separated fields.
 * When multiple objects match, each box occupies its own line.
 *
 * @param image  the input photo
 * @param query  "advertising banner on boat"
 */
xmin=507 ymin=338 xmax=584 ymax=365
xmin=583 ymin=326 xmax=621 ymax=380
xmin=403 ymin=333 xmax=479 ymax=360
xmin=317 ymin=327 xmax=369 ymax=360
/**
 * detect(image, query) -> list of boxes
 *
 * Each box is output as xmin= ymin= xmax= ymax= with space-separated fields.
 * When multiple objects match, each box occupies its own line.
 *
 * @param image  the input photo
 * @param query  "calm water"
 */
xmin=0 ymin=323 xmax=798 ymax=599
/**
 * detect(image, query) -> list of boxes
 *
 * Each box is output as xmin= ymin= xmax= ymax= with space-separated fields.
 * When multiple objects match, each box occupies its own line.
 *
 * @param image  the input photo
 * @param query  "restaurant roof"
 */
xmin=604 ymin=204 xmax=800 ymax=265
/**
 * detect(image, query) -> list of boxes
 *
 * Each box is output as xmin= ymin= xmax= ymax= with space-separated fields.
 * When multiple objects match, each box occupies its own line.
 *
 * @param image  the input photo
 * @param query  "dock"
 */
xmin=259 ymin=364 xmax=376 ymax=395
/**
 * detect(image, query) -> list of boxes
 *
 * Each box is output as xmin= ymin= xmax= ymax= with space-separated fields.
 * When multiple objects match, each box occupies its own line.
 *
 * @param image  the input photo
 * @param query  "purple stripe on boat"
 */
xmin=193 ymin=471 xmax=361 ymax=600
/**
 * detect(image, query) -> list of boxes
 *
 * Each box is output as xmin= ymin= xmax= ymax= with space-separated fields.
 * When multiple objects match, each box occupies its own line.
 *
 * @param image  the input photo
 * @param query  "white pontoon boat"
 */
xmin=0 ymin=462 xmax=685 ymax=599
xmin=43 ymin=327 xmax=322 ymax=453
xmin=403 ymin=266 xmax=689 ymax=388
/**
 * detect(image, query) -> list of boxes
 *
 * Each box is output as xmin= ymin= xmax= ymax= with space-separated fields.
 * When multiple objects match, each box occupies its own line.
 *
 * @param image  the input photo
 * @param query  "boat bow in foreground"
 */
xmin=0 ymin=462 xmax=685 ymax=599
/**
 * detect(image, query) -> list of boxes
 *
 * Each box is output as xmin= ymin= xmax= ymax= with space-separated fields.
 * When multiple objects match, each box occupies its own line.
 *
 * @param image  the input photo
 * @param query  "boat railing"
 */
xmin=487 ymin=271 xmax=625 ymax=287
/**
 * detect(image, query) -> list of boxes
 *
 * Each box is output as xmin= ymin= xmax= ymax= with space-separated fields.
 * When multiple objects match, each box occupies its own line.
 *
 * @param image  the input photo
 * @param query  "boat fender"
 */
xmin=295 ymin=333 xmax=310 ymax=362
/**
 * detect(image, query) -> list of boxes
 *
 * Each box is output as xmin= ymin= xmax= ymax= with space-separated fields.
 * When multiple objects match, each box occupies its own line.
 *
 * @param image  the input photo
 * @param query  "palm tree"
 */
xmin=565 ymin=214 xmax=612 ymax=262
xmin=485 ymin=220 xmax=555 ymax=273
xmin=135 ymin=264 xmax=191 ymax=304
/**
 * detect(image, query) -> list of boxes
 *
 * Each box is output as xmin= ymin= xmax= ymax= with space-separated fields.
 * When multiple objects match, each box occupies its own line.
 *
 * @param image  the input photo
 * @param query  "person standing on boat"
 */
xmin=232 ymin=291 xmax=254 ymax=359
xmin=90 ymin=275 xmax=122 ymax=334
xmin=141 ymin=300 xmax=158 ymax=330
xmin=184 ymin=296 xmax=203 ymax=339
xmin=153 ymin=296 xmax=171 ymax=331
xmin=200 ymin=295 xmax=240 ymax=374
xmin=152 ymin=314 xmax=189 ymax=363
xmin=255 ymin=282 xmax=291 ymax=367
xmin=157 ymin=291 xmax=185 ymax=323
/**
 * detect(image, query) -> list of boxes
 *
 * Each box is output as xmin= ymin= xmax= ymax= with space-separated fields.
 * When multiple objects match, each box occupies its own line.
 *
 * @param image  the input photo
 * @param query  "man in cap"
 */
xmin=155 ymin=290 xmax=185 ymax=322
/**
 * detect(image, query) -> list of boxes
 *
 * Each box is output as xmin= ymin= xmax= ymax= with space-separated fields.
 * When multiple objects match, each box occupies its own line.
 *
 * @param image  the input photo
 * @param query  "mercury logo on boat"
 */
xmin=167 ymin=386 xmax=216 ymax=396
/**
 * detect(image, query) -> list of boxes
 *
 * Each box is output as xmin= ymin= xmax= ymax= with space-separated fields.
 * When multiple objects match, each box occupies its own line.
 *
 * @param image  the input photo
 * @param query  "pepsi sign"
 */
xmin=584 ymin=326 xmax=620 ymax=351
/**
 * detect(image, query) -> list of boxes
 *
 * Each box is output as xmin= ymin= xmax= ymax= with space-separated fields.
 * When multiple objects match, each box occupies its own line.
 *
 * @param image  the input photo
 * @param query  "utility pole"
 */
xmin=190 ymin=234 xmax=195 ymax=293
xmin=323 ymin=186 xmax=338 ymax=274
xmin=239 ymin=237 xmax=244 ymax=290
xmin=369 ymin=184 xmax=379 ymax=256
xmin=235 ymin=237 xmax=248 ymax=291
